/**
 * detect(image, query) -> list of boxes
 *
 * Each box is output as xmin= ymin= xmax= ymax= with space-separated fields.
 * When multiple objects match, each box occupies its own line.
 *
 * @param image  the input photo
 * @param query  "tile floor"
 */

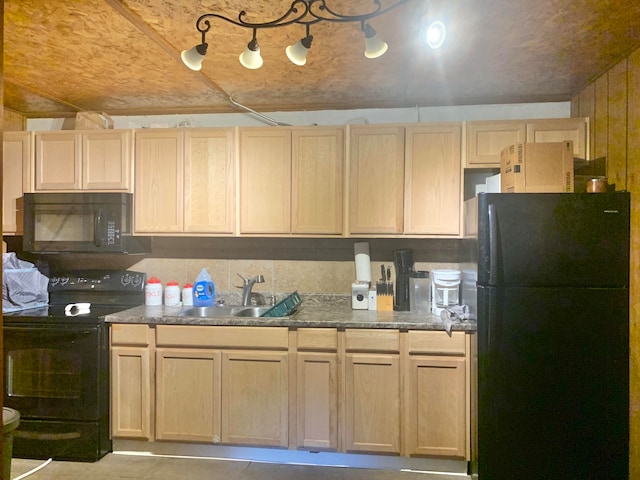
xmin=10 ymin=454 xmax=471 ymax=480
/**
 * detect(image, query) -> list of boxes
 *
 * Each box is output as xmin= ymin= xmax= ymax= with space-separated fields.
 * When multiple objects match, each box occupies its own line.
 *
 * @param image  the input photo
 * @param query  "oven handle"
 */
xmin=3 ymin=325 xmax=99 ymax=334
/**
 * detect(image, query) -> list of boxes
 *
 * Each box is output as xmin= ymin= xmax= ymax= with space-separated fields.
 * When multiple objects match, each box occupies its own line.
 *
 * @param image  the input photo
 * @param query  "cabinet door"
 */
xmin=466 ymin=121 xmax=526 ymax=167
xmin=344 ymin=353 xmax=401 ymax=454
xmin=526 ymin=118 xmax=588 ymax=160
xmin=349 ymin=126 xmax=404 ymax=234
xmin=184 ymin=129 xmax=235 ymax=234
xmin=111 ymin=346 xmax=153 ymax=440
xmin=82 ymin=130 xmax=131 ymax=190
xmin=291 ymin=128 xmax=344 ymax=234
xmin=239 ymin=128 xmax=291 ymax=234
xmin=404 ymin=124 xmax=462 ymax=235
xmin=221 ymin=350 xmax=289 ymax=447
xmin=35 ymin=132 xmax=81 ymax=190
xmin=296 ymin=352 xmax=338 ymax=450
xmin=405 ymin=356 xmax=466 ymax=457
xmin=134 ymin=130 xmax=184 ymax=232
xmin=155 ymin=349 xmax=221 ymax=443
xmin=3 ymin=132 xmax=32 ymax=234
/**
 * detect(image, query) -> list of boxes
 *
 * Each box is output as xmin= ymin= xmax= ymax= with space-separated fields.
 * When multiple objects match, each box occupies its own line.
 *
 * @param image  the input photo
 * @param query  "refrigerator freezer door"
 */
xmin=477 ymin=192 xmax=630 ymax=288
xmin=476 ymin=284 xmax=629 ymax=479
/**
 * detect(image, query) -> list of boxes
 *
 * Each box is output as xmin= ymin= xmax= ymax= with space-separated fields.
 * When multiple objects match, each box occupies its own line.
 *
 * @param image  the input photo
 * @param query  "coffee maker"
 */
xmin=393 ymin=249 xmax=413 ymax=311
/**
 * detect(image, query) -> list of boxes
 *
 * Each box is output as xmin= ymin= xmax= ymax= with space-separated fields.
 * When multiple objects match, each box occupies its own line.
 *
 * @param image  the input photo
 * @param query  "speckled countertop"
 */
xmin=104 ymin=303 xmax=477 ymax=332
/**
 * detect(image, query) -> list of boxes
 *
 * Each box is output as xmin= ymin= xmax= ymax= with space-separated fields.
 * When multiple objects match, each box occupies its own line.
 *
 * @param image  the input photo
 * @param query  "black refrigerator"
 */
xmin=464 ymin=192 xmax=629 ymax=479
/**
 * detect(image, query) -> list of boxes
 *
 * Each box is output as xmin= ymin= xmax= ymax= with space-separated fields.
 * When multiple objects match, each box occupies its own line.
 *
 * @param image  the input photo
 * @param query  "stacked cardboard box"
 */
xmin=501 ymin=141 xmax=574 ymax=193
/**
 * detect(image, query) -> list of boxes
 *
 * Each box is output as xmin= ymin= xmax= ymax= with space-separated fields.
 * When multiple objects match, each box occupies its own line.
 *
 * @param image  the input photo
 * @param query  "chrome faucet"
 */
xmin=237 ymin=273 xmax=265 ymax=306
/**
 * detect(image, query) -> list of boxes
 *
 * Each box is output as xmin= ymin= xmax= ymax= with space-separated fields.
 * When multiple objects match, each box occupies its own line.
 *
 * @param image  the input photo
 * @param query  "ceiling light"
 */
xmin=239 ymin=35 xmax=264 ymax=69
xmin=180 ymin=43 xmax=208 ymax=71
xmin=363 ymin=23 xmax=388 ymax=59
xmin=426 ymin=20 xmax=446 ymax=49
xmin=182 ymin=0 xmax=410 ymax=70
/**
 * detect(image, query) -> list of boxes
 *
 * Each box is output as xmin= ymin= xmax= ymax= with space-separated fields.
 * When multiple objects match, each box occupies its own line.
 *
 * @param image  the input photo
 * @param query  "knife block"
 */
xmin=377 ymin=294 xmax=393 ymax=311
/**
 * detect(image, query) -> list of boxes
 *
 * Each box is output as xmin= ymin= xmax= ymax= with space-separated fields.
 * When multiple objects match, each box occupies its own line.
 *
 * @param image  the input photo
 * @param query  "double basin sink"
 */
xmin=176 ymin=305 xmax=272 ymax=318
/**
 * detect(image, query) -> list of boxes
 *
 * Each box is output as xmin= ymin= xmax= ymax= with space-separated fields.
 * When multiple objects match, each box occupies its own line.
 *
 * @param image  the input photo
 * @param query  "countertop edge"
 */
xmin=105 ymin=305 xmax=477 ymax=332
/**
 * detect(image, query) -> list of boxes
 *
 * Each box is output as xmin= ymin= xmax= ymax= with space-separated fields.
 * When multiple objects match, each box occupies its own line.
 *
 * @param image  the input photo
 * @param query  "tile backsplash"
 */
xmin=128 ymin=257 xmax=460 ymax=297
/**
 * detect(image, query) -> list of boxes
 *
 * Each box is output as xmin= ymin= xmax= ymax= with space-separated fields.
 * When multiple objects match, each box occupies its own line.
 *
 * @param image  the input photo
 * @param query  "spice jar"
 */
xmin=164 ymin=280 xmax=181 ymax=306
xmin=145 ymin=277 xmax=163 ymax=306
xmin=182 ymin=283 xmax=193 ymax=306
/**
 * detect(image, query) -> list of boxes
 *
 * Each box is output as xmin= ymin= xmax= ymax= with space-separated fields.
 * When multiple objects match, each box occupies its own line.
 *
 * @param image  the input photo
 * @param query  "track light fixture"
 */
xmin=181 ymin=0 xmax=411 ymax=71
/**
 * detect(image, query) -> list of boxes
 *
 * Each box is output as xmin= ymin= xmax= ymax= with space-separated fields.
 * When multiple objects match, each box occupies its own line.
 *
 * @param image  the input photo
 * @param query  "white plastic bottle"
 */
xmin=193 ymin=268 xmax=215 ymax=307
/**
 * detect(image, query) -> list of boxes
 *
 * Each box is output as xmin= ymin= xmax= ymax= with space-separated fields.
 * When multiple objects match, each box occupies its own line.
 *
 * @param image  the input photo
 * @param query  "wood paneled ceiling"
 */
xmin=4 ymin=0 xmax=640 ymax=119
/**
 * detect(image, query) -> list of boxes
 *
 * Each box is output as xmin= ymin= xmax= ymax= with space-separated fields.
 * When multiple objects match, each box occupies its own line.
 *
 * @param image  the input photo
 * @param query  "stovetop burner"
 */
xmin=3 ymin=269 xmax=146 ymax=325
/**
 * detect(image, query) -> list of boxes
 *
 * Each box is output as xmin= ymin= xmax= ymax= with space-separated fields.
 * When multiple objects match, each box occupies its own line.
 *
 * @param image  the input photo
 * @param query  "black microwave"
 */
xmin=23 ymin=192 xmax=151 ymax=254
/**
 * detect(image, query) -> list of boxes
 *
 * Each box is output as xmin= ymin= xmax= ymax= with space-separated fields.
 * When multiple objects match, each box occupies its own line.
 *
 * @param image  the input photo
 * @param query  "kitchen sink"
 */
xmin=176 ymin=306 xmax=270 ymax=318
xmin=232 ymin=306 xmax=272 ymax=317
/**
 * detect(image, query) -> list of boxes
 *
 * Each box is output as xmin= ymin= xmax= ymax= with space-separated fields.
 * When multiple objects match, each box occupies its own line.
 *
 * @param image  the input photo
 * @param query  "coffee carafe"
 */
xmin=393 ymin=249 xmax=413 ymax=311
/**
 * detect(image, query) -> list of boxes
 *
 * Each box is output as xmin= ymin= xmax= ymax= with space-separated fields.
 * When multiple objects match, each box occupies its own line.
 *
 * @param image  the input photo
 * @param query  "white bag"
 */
xmin=2 ymin=253 xmax=49 ymax=312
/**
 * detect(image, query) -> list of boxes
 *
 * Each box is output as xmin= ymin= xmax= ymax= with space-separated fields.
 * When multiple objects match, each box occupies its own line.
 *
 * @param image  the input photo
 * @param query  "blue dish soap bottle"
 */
xmin=193 ymin=268 xmax=215 ymax=307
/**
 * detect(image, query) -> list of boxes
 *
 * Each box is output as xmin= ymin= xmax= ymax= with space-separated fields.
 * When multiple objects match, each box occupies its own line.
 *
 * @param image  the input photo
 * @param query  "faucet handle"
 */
xmin=237 ymin=273 xmax=249 ymax=285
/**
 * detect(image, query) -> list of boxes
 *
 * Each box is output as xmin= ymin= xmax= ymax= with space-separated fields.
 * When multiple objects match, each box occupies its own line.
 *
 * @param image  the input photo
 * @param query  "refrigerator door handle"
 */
xmin=488 ymin=204 xmax=498 ymax=285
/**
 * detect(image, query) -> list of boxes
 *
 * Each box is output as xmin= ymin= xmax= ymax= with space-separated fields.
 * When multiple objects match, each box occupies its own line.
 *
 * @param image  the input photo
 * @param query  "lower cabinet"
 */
xmin=221 ymin=350 xmax=289 ymax=447
xmin=109 ymin=324 xmax=470 ymax=460
xmin=110 ymin=324 xmax=154 ymax=440
xmin=155 ymin=349 xmax=221 ymax=443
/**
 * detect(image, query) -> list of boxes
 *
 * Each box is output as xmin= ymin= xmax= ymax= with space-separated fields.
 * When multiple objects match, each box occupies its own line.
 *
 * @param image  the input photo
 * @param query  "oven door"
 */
xmin=3 ymin=323 xmax=106 ymax=421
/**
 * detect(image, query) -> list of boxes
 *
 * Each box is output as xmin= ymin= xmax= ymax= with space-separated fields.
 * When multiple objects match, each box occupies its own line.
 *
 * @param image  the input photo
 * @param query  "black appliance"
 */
xmin=3 ymin=269 xmax=146 ymax=462
xmin=23 ymin=192 xmax=151 ymax=254
xmin=393 ymin=249 xmax=413 ymax=311
xmin=464 ymin=192 xmax=629 ymax=479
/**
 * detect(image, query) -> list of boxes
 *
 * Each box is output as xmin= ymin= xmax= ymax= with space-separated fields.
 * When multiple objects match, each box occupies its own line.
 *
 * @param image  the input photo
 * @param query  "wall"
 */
xmin=571 ymin=46 xmax=640 ymax=479
xmin=27 ymin=102 xmax=570 ymax=131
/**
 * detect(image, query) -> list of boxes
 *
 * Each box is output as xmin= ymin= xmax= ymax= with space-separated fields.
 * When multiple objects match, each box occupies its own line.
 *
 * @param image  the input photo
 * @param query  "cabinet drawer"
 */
xmin=110 ymin=324 xmax=152 ymax=346
xmin=406 ymin=330 xmax=466 ymax=355
xmin=156 ymin=325 xmax=289 ymax=349
xmin=297 ymin=328 xmax=338 ymax=351
xmin=345 ymin=329 xmax=399 ymax=353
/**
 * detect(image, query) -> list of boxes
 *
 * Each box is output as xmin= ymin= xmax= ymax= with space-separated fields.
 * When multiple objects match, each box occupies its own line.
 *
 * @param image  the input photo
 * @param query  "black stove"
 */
xmin=3 ymin=269 xmax=146 ymax=462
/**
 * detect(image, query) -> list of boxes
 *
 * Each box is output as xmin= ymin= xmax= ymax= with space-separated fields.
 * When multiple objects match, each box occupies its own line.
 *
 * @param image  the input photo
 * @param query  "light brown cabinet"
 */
xmin=349 ymin=124 xmax=462 ymax=236
xmin=349 ymin=126 xmax=405 ymax=234
xmin=2 ymin=131 xmax=32 ymax=235
xmin=239 ymin=127 xmax=344 ymax=235
xmin=404 ymin=331 xmax=468 ymax=458
xmin=110 ymin=324 xmax=154 ymax=440
xmin=34 ymin=130 xmax=131 ymax=191
xmin=134 ymin=128 xmax=234 ymax=234
xmin=110 ymin=323 xmax=471 ymax=461
xmin=466 ymin=121 xmax=526 ymax=167
xmin=221 ymin=350 xmax=289 ymax=447
xmin=465 ymin=118 xmax=589 ymax=167
xmin=155 ymin=349 xmax=221 ymax=443
xmin=404 ymin=124 xmax=462 ymax=235
xmin=343 ymin=329 xmax=401 ymax=454
xmin=295 ymin=328 xmax=339 ymax=451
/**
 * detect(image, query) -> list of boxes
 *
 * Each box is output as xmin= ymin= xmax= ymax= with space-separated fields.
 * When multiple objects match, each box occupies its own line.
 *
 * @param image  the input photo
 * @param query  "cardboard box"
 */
xmin=501 ymin=141 xmax=574 ymax=193
xmin=75 ymin=111 xmax=114 ymax=130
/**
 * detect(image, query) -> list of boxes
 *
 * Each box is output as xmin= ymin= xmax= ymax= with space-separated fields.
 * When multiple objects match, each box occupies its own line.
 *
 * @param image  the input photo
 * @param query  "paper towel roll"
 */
xmin=354 ymin=242 xmax=371 ymax=282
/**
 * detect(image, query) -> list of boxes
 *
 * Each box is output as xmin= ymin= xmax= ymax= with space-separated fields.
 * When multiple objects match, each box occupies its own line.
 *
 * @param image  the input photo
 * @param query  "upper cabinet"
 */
xmin=34 ymin=130 xmax=132 ymax=191
xmin=525 ymin=118 xmax=588 ymax=160
xmin=349 ymin=126 xmax=405 ymax=234
xmin=466 ymin=121 xmax=526 ymax=167
xmin=134 ymin=128 xmax=234 ymax=234
xmin=2 ymin=132 xmax=33 ymax=235
xmin=464 ymin=118 xmax=589 ymax=167
xmin=404 ymin=124 xmax=462 ymax=236
xmin=239 ymin=126 xmax=344 ymax=235
xmin=349 ymin=124 xmax=462 ymax=236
